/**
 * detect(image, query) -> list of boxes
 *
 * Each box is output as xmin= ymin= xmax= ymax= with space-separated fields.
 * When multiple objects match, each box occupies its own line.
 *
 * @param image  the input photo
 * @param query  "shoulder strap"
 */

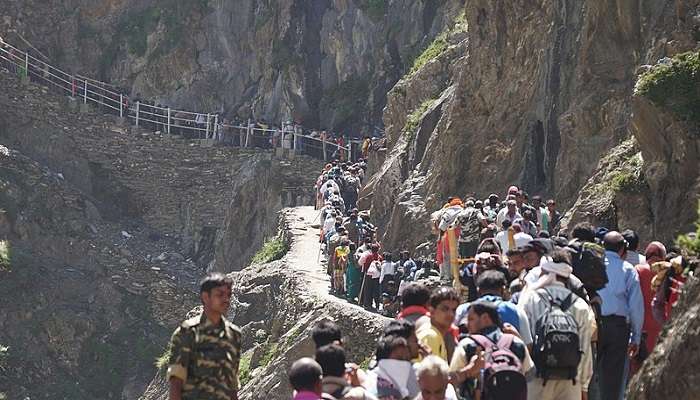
xmin=559 ymin=291 xmax=575 ymax=312
xmin=496 ymin=333 xmax=515 ymax=350
xmin=469 ymin=334 xmax=496 ymax=351
xmin=540 ymin=287 xmax=574 ymax=311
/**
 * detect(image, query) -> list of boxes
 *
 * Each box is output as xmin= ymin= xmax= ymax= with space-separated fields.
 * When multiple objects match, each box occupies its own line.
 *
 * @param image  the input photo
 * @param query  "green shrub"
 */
xmin=238 ymin=351 xmax=253 ymax=387
xmin=609 ymin=171 xmax=639 ymax=193
xmin=608 ymin=153 xmax=643 ymax=193
xmin=251 ymin=236 xmax=288 ymax=264
xmin=410 ymin=33 xmax=448 ymax=76
xmin=676 ymin=202 xmax=700 ymax=256
xmin=635 ymin=51 xmax=700 ymax=126
xmin=408 ymin=11 xmax=467 ymax=76
xmin=260 ymin=342 xmax=279 ymax=368
xmin=403 ymin=98 xmax=437 ymax=140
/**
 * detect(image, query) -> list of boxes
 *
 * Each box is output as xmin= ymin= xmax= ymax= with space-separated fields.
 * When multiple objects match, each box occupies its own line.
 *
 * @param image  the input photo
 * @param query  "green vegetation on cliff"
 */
xmin=408 ymin=12 xmax=466 ymax=76
xmin=238 ymin=351 xmax=253 ymax=387
xmin=252 ymin=236 xmax=289 ymax=264
xmin=635 ymin=51 xmax=700 ymax=126
xmin=404 ymin=98 xmax=437 ymax=140
xmin=608 ymin=153 xmax=644 ymax=193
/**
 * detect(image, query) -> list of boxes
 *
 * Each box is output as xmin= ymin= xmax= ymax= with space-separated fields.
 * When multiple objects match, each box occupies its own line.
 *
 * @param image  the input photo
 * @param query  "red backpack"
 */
xmin=468 ymin=334 xmax=527 ymax=400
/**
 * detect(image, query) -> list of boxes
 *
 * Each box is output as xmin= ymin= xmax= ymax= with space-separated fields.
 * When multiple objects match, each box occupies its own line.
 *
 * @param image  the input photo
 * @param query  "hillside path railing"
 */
xmin=0 ymin=37 xmax=364 ymax=162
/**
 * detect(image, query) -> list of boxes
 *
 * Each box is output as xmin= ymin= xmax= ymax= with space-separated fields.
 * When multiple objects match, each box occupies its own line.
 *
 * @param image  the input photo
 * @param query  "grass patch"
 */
xmin=403 ymin=98 xmax=437 ymax=141
xmin=635 ymin=51 xmax=700 ymax=127
xmin=252 ymin=236 xmax=289 ymax=264
xmin=238 ymin=351 xmax=253 ymax=387
xmin=260 ymin=342 xmax=279 ymax=368
xmin=609 ymin=171 xmax=639 ymax=192
xmin=409 ymin=33 xmax=449 ymax=75
xmin=608 ymin=153 xmax=643 ymax=193
xmin=677 ymin=202 xmax=700 ymax=256
xmin=408 ymin=11 xmax=467 ymax=76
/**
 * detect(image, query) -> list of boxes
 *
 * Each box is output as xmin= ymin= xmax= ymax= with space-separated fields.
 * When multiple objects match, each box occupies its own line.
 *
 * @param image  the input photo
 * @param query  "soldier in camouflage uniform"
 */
xmin=167 ymin=273 xmax=242 ymax=400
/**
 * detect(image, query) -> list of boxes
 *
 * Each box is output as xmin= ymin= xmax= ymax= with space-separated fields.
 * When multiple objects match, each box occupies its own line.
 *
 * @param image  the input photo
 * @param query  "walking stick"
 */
xmin=312 ymin=210 xmax=322 ymax=224
xmin=357 ymin=270 xmax=368 ymax=306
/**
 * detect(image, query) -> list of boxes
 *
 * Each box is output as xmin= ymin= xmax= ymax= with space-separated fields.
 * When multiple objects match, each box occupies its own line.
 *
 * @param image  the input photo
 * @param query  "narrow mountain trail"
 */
xmin=283 ymin=206 xmax=373 ymax=313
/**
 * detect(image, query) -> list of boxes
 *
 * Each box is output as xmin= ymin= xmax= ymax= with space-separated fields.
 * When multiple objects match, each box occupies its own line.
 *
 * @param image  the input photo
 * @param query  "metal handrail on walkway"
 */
xmin=0 ymin=37 xmax=365 ymax=162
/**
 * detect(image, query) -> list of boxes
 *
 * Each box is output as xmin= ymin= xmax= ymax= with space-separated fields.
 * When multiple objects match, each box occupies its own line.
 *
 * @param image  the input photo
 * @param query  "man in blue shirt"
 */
xmin=454 ymin=270 xmax=532 ymax=346
xmin=596 ymin=231 xmax=644 ymax=400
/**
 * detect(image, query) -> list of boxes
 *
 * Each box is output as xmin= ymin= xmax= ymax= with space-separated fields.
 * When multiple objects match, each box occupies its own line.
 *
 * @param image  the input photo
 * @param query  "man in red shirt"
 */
xmin=631 ymin=241 xmax=667 ymax=373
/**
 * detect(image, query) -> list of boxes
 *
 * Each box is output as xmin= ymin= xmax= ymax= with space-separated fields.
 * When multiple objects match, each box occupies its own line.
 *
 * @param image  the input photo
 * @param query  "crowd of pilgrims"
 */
xmin=301 ymin=159 xmax=698 ymax=400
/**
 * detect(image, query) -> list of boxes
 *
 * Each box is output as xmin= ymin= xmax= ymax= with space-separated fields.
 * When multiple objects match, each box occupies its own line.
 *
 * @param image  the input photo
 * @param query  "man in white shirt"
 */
xmin=496 ymin=200 xmax=522 ymax=229
xmin=518 ymin=250 xmax=596 ymax=400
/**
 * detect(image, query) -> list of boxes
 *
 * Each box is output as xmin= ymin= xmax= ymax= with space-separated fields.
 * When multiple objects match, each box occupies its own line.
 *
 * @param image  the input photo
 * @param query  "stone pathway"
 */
xmin=284 ymin=206 xmax=371 ymax=313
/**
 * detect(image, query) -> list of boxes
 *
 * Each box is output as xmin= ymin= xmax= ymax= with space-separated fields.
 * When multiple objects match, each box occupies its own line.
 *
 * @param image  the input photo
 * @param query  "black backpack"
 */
xmin=567 ymin=240 xmax=608 ymax=291
xmin=533 ymin=288 xmax=582 ymax=383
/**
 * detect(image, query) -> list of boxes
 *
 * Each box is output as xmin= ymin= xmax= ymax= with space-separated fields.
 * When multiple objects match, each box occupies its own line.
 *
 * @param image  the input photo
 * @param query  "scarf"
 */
xmin=398 ymin=305 xmax=430 ymax=319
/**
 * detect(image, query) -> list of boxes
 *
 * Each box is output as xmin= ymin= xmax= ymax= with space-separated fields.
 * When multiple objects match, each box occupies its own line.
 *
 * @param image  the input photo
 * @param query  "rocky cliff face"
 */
xmin=0 ymin=67 xmax=321 ymax=398
xmin=0 ymin=0 xmax=463 ymax=133
xmin=140 ymin=208 xmax=388 ymax=400
xmin=628 ymin=275 xmax=700 ymax=400
xmin=364 ymin=0 xmax=700 ymax=251
xmin=0 ymin=142 xmax=198 ymax=399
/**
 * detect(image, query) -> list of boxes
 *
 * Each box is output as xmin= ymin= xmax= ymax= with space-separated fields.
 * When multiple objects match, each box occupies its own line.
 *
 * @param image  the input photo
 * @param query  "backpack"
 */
xmin=468 ymin=334 xmax=527 ymax=400
xmin=532 ymin=288 xmax=582 ymax=383
xmin=458 ymin=207 xmax=482 ymax=242
xmin=322 ymin=385 xmax=351 ymax=400
xmin=567 ymin=240 xmax=608 ymax=291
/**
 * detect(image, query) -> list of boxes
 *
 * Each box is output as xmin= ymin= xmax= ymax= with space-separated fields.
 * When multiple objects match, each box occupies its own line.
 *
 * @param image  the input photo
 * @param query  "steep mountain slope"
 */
xmin=140 ymin=207 xmax=387 ymax=400
xmin=363 ymin=0 xmax=700 ymax=251
xmin=0 ymin=0 xmax=464 ymax=133
xmin=0 ymin=68 xmax=322 ymax=398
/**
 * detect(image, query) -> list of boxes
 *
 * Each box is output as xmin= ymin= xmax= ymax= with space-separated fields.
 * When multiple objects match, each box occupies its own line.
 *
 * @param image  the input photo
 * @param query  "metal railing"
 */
xmin=0 ymin=37 xmax=365 ymax=162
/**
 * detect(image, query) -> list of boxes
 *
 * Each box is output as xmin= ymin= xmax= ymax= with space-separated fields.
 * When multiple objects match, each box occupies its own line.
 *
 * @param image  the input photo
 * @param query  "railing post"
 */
xmin=204 ymin=113 xmax=211 ymax=139
xmin=245 ymin=119 xmax=251 ymax=148
xmin=119 ymin=94 xmax=124 ymax=118
xmin=349 ymin=141 xmax=353 ymax=162
xmin=83 ymin=80 xmax=87 ymax=104
xmin=135 ymin=101 xmax=140 ymax=127
xmin=24 ymin=53 xmax=29 ymax=79
xmin=239 ymin=125 xmax=245 ymax=148
xmin=214 ymin=114 xmax=219 ymax=141
xmin=167 ymin=107 xmax=171 ymax=134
